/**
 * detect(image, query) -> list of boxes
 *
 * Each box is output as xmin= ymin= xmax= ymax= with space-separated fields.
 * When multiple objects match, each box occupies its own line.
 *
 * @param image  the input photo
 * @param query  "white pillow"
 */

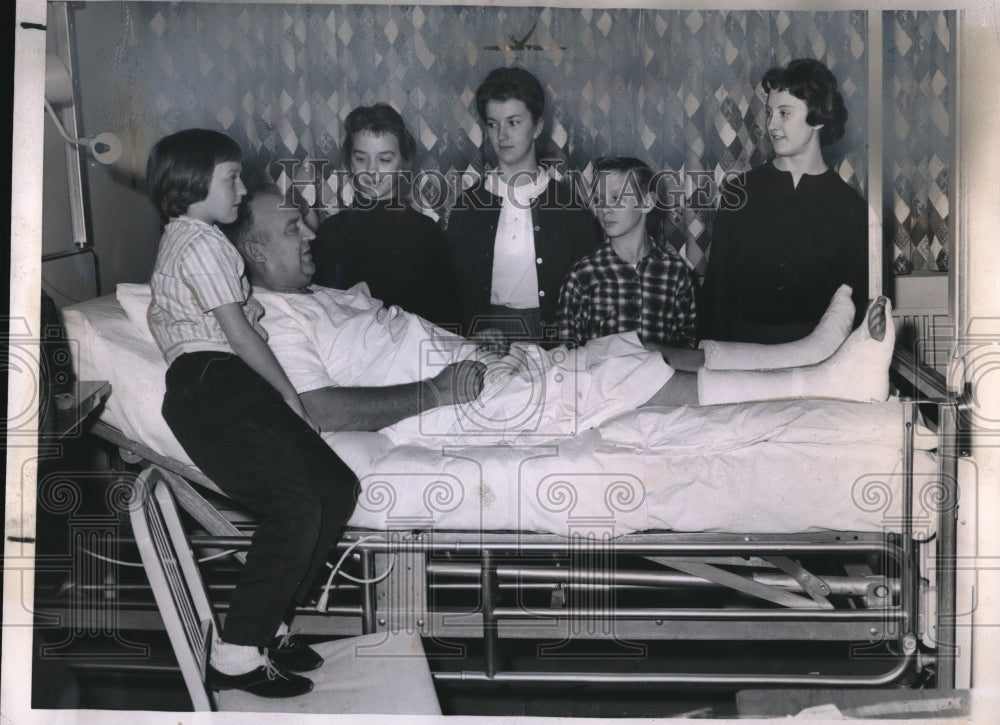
xmin=115 ymin=283 xmax=157 ymax=343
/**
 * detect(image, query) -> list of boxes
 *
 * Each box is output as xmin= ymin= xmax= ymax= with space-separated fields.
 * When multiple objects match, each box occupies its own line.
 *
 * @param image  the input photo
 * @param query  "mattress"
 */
xmin=61 ymin=291 xmax=940 ymax=537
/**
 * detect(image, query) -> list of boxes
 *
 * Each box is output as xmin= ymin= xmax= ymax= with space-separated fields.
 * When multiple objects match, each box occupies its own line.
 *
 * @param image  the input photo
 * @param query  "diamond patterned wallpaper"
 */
xmin=104 ymin=3 xmax=949 ymax=276
xmin=885 ymin=10 xmax=953 ymax=274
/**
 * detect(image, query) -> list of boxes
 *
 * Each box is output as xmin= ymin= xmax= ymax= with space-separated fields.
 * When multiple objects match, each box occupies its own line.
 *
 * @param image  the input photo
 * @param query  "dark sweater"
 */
xmin=312 ymin=199 xmax=461 ymax=328
xmin=699 ymin=162 xmax=869 ymax=343
xmin=445 ymin=177 xmax=601 ymax=337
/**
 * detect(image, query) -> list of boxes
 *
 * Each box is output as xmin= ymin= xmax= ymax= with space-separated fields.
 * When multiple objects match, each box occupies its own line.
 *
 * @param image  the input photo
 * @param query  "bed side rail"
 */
xmin=891 ymin=328 xmax=965 ymax=692
xmin=892 ymin=346 xmax=949 ymax=401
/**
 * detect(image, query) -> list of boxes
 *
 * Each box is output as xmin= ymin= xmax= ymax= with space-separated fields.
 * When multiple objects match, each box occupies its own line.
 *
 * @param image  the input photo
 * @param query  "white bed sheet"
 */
xmin=61 ymin=293 xmax=940 ymax=537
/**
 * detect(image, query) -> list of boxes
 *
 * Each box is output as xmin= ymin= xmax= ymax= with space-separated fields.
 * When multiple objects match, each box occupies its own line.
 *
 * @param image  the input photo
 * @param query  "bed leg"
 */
xmin=900 ymin=399 xmax=919 ymax=657
xmin=481 ymin=550 xmax=499 ymax=679
xmin=361 ymin=548 xmax=376 ymax=634
xmin=372 ymin=534 xmax=429 ymax=638
xmin=935 ymin=401 xmax=961 ymax=689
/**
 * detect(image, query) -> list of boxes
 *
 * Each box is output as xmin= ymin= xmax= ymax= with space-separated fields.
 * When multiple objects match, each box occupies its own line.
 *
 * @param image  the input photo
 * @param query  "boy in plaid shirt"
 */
xmin=556 ymin=157 xmax=697 ymax=348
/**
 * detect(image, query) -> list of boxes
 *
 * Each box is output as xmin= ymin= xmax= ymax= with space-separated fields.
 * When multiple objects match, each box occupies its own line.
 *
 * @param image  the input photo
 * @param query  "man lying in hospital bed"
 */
xmin=224 ymin=185 xmax=895 ymax=440
xmin=87 ymin=185 xmax=921 ymax=537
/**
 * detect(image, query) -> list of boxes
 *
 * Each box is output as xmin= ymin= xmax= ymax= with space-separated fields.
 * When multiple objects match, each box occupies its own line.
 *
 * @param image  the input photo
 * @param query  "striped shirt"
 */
xmin=556 ymin=238 xmax=697 ymax=348
xmin=148 ymin=216 xmax=266 ymax=365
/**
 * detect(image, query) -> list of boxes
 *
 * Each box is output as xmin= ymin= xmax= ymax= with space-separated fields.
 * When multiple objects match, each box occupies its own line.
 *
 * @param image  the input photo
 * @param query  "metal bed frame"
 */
xmin=97 ymin=390 xmax=962 ymax=691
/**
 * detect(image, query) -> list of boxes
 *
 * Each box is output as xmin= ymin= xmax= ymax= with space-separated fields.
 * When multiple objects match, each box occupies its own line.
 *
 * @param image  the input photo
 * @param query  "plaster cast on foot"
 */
xmin=697 ymin=296 xmax=894 ymax=405
xmin=700 ymin=284 xmax=855 ymax=370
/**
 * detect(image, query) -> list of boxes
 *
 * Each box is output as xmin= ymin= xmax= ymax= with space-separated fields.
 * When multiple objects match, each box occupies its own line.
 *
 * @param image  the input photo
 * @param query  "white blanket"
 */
xmin=62 ymin=289 xmax=938 ymax=537
xmin=336 ymin=400 xmax=938 ymax=535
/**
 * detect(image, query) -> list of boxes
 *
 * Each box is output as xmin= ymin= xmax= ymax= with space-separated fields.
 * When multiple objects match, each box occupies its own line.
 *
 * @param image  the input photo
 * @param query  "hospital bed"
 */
xmin=60 ymin=290 xmax=965 ymax=695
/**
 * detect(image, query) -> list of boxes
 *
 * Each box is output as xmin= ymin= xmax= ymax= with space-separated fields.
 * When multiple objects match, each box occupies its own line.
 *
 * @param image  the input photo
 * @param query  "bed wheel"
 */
xmin=911 ymin=656 xmax=937 ymax=689
xmin=893 ymin=652 xmax=936 ymax=689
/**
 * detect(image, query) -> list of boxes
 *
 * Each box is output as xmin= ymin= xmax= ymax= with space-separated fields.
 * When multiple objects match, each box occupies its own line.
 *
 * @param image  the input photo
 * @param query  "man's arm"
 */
xmin=300 ymin=360 xmax=485 ymax=432
xmin=213 ymin=302 xmax=313 ymax=423
xmin=643 ymin=342 xmax=705 ymax=372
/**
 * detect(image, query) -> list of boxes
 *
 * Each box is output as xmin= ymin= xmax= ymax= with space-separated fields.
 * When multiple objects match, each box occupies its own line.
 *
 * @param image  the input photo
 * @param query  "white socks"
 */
xmin=211 ymin=639 xmax=267 ymax=675
xmin=700 ymin=284 xmax=856 ymax=370
xmin=697 ymin=297 xmax=894 ymax=405
xmin=211 ymin=622 xmax=289 ymax=675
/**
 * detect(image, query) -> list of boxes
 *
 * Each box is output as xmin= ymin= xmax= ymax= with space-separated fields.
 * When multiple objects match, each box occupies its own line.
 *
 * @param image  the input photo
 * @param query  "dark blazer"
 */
xmin=445 ymin=176 xmax=601 ymax=336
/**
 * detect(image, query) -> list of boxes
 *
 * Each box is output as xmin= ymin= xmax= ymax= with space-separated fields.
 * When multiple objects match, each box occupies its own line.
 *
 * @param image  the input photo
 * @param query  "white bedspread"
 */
xmin=62 ymin=291 xmax=939 ymax=537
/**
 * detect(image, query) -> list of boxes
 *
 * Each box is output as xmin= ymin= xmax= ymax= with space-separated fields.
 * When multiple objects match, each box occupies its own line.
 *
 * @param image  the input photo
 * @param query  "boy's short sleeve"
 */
xmin=179 ymin=234 xmax=248 ymax=312
xmin=148 ymin=218 xmax=266 ymax=364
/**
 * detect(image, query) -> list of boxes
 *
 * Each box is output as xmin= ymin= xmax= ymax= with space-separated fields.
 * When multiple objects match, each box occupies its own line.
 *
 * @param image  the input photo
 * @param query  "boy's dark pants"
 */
xmin=162 ymin=352 xmax=357 ymax=648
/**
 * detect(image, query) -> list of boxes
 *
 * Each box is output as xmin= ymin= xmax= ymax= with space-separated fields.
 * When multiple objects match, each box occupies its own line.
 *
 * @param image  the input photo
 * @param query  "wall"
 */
xmin=883 ymin=10 xmax=954 ymax=274
xmin=42 ymin=1 xmax=163 ymax=309
xmin=73 ymin=0 xmax=163 ymax=291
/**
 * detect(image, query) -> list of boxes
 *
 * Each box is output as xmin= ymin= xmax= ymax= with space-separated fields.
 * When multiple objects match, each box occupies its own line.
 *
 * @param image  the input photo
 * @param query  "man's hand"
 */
xmin=428 ymin=360 xmax=486 ymax=406
xmin=472 ymin=328 xmax=510 ymax=358
xmin=643 ymin=342 xmax=705 ymax=372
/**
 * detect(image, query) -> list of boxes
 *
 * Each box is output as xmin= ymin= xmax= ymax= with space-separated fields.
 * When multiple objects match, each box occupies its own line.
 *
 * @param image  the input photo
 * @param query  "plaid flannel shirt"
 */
xmin=556 ymin=238 xmax=697 ymax=348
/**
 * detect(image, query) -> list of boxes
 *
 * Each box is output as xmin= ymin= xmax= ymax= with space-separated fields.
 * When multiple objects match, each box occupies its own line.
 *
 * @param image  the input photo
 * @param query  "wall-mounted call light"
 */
xmin=45 ymin=53 xmax=123 ymax=166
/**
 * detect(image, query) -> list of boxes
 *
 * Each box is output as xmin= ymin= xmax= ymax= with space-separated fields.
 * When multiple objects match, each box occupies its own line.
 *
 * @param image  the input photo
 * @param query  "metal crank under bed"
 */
xmin=335 ymin=527 xmax=923 ymax=686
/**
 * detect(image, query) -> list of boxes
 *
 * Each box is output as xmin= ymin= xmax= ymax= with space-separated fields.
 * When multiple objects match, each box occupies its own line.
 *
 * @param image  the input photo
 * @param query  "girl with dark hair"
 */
xmin=311 ymin=103 xmax=459 ymax=327
xmin=446 ymin=66 xmax=601 ymax=344
xmin=147 ymin=129 xmax=357 ymax=698
xmin=699 ymin=58 xmax=869 ymax=344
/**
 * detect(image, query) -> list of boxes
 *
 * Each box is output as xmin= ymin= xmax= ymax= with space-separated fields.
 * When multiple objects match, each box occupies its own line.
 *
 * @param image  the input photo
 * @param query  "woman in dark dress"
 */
xmin=312 ymin=104 xmax=460 ymax=328
xmin=700 ymin=58 xmax=869 ymax=344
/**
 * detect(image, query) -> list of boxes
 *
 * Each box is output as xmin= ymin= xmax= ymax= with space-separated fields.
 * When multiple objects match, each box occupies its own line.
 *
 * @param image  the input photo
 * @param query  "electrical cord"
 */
xmin=79 ymin=545 xmax=241 ymax=567
xmin=315 ymin=535 xmax=396 ymax=612
xmin=80 ymin=535 xmax=397 ymax=610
